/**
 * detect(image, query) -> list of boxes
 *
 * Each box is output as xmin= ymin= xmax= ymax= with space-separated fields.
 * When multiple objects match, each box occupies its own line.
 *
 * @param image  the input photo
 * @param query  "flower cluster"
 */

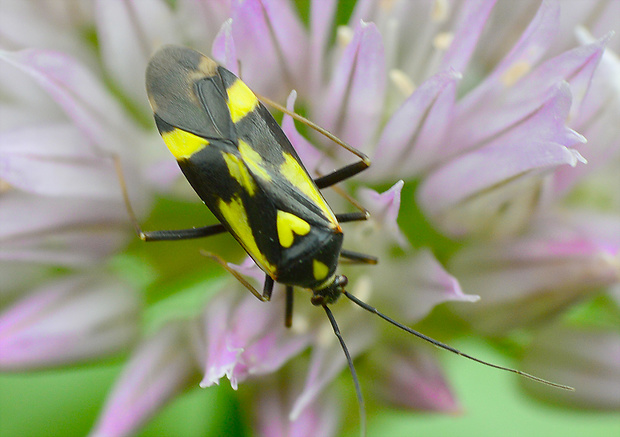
xmin=1 ymin=1 xmax=618 ymax=436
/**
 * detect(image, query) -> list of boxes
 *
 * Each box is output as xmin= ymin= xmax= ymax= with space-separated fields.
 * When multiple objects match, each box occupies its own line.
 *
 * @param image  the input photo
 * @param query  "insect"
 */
xmin=116 ymin=45 xmax=572 ymax=435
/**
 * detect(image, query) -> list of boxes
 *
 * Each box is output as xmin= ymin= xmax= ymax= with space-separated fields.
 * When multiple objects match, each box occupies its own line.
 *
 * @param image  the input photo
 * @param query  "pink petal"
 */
xmin=194 ymin=288 xmax=311 ymax=390
xmin=317 ymin=21 xmax=386 ymax=150
xmin=0 ymin=123 xmax=122 ymax=198
xmin=212 ymin=19 xmax=238 ymax=74
xmin=90 ymin=322 xmax=200 ymax=437
xmin=95 ymin=0 xmax=179 ymax=111
xmin=521 ymin=325 xmax=620 ymax=409
xmin=449 ymin=219 xmax=620 ymax=334
xmin=440 ymin=0 xmax=497 ymax=73
xmin=370 ymin=69 xmax=461 ymax=179
xmin=358 ymin=180 xmax=409 ymax=249
xmin=370 ymin=345 xmax=459 ymax=412
xmin=281 ymin=90 xmax=324 ymax=174
xmin=0 ymin=192 xmax=129 ymax=265
xmin=175 ymin=0 xmax=232 ymax=50
xmin=290 ymin=314 xmax=375 ymax=420
xmin=309 ymin=0 xmax=338 ymax=94
xmin=459 ymin=0 xmax=560 ymax=114
xmin=0 ymin=49 xmax=134 ymax=153
xmin=378 ymin=249 xmax=478 ymax=323
xmin=454 ymin=31 xmax=608 ymax=154
xmin=418 ymin=138 xmax=585 ymax=234
xmin=0 ymin=273 xmax=140 ymax=370
xmin=253 ymin=378 xmax=340 ymax=437
xmin=230 ymin=0 xmax=308 ymax=98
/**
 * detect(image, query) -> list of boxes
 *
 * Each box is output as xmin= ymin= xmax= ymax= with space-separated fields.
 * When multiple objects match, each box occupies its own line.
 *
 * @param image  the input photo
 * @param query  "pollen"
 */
xmin=501 ymin=61 xmax=532 ymax=87
xmin=433 ymin=32 xmax=454 ymax=51
xmin=390 ymin=69 xmax=416 ymax=97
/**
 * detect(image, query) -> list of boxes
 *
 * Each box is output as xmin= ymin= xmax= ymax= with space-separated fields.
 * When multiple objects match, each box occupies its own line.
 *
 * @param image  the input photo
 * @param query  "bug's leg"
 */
xmin=336 ymin=212 xmax=370 ymax=223
xmin=200 ymin=250 xmax=269 ymax=302
xmin=112 ymin=154 xmax=227 ymax=242
xmin=285 ymin=285 xmax=294 ymax=328
xmin=140 ymin=225 xmax=227 ymax=241
xmin=313 ymin=161 xmax=369 ymax=189
xmin=339 ymin=249 xmax=378 ymax=265
xmin=263 ymin=276 xmax=274 ymax=300
xmin=256 ymin=93 xmax=371 ymax=180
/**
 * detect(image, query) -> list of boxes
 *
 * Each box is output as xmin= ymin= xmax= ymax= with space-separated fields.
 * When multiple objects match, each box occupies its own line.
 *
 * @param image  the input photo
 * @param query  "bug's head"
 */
xmin=311 ymin=274 xmax=348 ymax=306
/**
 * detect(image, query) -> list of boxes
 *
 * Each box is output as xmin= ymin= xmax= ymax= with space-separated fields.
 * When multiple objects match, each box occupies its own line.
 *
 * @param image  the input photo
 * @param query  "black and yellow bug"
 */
xmin=143 ymin=45 xmax=375 ymax=313
xmin=116 ymin=45 xmax=572 ymax=436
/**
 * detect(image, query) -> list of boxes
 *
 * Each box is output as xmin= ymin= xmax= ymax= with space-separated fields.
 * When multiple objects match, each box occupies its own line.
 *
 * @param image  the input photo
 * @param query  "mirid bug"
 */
xmin=115 ymin=45 xmax=572 ymax=435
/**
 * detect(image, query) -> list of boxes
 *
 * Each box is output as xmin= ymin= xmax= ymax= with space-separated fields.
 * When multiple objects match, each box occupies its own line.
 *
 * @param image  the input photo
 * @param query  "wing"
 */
xmin=146 ymin=45 xmax=342 ymax=284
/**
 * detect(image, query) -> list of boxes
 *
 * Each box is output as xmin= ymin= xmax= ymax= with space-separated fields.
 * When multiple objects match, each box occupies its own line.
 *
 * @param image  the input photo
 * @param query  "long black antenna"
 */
xmin=343 ymin=291 xmax=574 ymax=391
xmin=323 ymin=305 xmax=366 ymax=437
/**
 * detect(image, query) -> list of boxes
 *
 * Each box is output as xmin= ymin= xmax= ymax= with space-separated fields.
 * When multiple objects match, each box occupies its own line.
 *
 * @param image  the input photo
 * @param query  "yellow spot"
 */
xmin=239 ymin=140 xmax=272 ymax=181
xmin=161 ymin=129 xmax=208 ymax=160
xmin=227 ymin=79 xmax=258 ymax=123
xmin=218 ymin=196 xmax=275 ymax=275
xmin=337 ymin=25 xmax=354 ymax=48
xmin=433 ymin=32 xmax=453 ymax=51
xmin=222 ymin=152 xmax=256 ymax=196
xmin=389 ymin=69 xmax=416 ymax=97
xmin=431 ymin=0 xmax=449 ymax=22
xmin=313 ymin=259 xmax=329 ymax=281
xmin=279 ymin=153 xmax=338 ymax=226
xmin=501 ymin=61 xmax=531 ymax=87
xmin=277 ymin=210 xmax=311 ymax=248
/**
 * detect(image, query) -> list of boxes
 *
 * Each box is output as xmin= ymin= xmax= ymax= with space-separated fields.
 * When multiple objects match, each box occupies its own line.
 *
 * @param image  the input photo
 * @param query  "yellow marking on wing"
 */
xmin=239 ymin=140 xmax=272 ymax=182
xmin=161 ymin=129 xmax=208 ymax=160
xmin=277 ymin=210 xmax=311 ymax=248
xmin=218 ymin=196 xmax=276 ymax=275
xmin=279 ymin=153 xmax=338 ymax=226
xmin=227 ymin=79 xmax=258 ymax=123
xmin=313 ymin=259 xmax=329 ymax=281
xmin=222 ymin=152 xmax=256 ymax=196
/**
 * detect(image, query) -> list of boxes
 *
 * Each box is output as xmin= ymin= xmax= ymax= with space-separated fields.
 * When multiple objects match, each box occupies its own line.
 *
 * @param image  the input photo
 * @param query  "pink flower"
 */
xmin=1 ymin=1 xmax=618 ymax=436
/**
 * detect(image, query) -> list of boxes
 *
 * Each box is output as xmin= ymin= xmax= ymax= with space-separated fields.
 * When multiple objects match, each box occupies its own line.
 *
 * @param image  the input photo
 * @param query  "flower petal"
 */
xmin=454 ymin=31 xmax=608 ymax=154
xmin=309 ymin=0 xmax=338 ymax=94
xmin=370 ymin=69 xmax=461 ymax=179
xmin=230 ymin=0 xmax=308 ymax=98
xmin=357 ymin=180 xmax=409 ymax=249
xmin=0 ymin=192 xmax=128 ymax=265
xmin=175 ymin=0 xmax=232 ymax=50
xmin=90 ymin=322 xmax=200 ymax=437
xmin=281 ymin=90 xmax=325 ymax=175
xmin=290 ymin=313 xmax=375 ymax=420
xmin=369 ymin=344 xmax=459 ymax=412
xmin=418 ymin=93 xmax=586 ymax=238
xmin=521 ymin=325 xmax=620 ymax=409
xmin=449 ymin=214 xmax=620 ymax=334
xmin=95 ymin=0 xmax=179 ymax=111
xmin=440 ymin=0 xmax=497 ymax=73
xmin=458 ymin=0 xmax=560 ymax=115
xmin=0 ymin=123 xmax=123 ymax=198
xmin=0 ymin=273 xmax=141 ymax=370
xmin=252 ymin=375 xmax=340 ymax=437
xmin=317 ymin=20 xmax=386 ymax=150
xmin=377 ymin=249 xmax=477 ymax=323
xmin=212 ymin=19 xmax=238 ymax=74
xmin=0 ymin=49 xmax=134 ymax=153
xmin=194 ymin=288 xmax=311 ymax=390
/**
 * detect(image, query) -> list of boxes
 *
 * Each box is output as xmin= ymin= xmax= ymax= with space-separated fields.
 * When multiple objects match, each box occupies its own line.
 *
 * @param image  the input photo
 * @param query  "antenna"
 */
xmin=343 ymin=291 xmax=575 ymax=390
